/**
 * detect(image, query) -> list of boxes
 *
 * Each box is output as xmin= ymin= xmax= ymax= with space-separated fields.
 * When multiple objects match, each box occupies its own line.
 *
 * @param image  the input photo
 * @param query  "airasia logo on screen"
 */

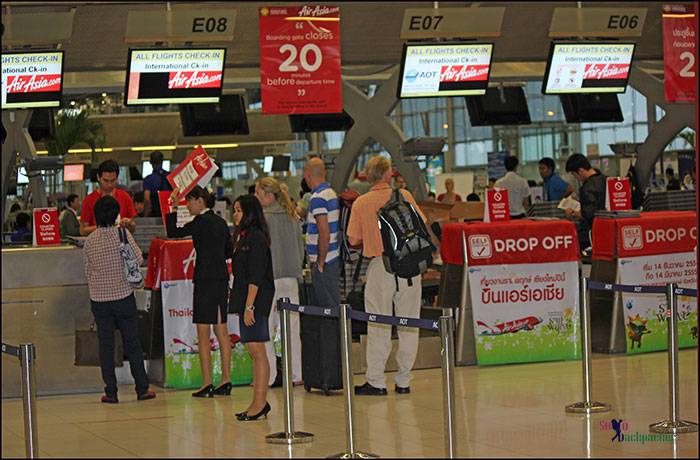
xmin=168 ymin=71 xmax=222 ymax=89
xmin=583 ymin=64 xmax=629 ymax=80
xmin=440 ymin=65 xmax=490 ymax=82
xmin=6 ymin=74 xmax=61 ymax=93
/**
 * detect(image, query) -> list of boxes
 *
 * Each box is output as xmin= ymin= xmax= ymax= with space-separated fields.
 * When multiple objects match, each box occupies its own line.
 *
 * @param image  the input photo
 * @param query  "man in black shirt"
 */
xmin=665 ymin=167 xmax=681 ymax=191
xmin=564 ymin=154 xmax=607 ymax=251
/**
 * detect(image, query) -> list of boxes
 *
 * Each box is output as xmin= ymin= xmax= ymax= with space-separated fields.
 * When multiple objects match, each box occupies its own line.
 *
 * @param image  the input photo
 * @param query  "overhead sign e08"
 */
xmin=398 ymin=43 xmax=494 ymax=98
xmin=542 ymin=42 xmax=636 ymax=94
xmin=1 ymin=51 xmax=64 ymax=109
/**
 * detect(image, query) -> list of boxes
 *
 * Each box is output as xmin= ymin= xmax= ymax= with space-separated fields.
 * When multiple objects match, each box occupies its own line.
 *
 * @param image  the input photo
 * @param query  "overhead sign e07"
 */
xmin=398 ymin=42 xmax=494 ymax=98
xmin=1 ymin=51 xmax=64 ymax=109
xmin=542 ymin=42 xmax=635 ymax=94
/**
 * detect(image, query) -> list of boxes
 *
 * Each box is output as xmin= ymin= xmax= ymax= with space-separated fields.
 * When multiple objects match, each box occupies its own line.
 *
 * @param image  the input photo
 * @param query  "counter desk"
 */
xmin=440 ymin=219 xmax=582 ymax=366
xmin=590 ymin=210 xmax=697 ymax=354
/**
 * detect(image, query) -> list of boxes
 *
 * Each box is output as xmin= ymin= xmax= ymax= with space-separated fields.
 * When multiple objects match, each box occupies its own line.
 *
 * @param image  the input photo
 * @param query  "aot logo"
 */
xmin=622 ymin=225 xmax=643 ymax=250
xmin=469 ymin=234 xmax=492 ymax=259
xmin=405 ymin=70 xmax=419 ymax=83
xmin=493 ymin=235 xmax=575 ymax=253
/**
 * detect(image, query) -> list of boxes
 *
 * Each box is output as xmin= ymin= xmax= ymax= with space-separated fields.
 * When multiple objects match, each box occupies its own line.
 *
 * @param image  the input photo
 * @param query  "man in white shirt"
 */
xmin=494 ymin=156 xmax=531 ymax=218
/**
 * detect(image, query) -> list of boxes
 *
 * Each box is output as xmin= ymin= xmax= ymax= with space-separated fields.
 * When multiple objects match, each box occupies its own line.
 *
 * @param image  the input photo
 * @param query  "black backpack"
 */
xmin=378 ymin=189 xmax=435 ymax=284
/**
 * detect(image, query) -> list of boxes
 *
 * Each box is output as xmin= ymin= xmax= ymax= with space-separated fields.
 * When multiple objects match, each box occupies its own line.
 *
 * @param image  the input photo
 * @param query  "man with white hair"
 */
xmin=347 ymin=155 xmax=427 ymax=396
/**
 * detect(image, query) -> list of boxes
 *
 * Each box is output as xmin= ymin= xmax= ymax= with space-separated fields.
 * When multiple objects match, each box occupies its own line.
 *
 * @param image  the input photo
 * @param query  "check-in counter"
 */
xmin=1 ymin=244 xmax=151 ymax=398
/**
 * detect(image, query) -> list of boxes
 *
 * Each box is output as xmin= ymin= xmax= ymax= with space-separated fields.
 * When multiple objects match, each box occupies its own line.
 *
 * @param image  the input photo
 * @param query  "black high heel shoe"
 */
xmin=192 ymin=384 xmax=214 ymax=398
xmin=236 ymin=402 xmax=271 ymax=421
xmin=213 ymin=382 xmax=232 ymax=396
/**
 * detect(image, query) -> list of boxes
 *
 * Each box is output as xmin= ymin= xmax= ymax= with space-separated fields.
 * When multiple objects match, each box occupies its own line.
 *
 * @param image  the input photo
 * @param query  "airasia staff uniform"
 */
xmin=347 ymin=183 xmax=427 ymax=391
xmin=81 ymin=188 xmax=137 ymax=227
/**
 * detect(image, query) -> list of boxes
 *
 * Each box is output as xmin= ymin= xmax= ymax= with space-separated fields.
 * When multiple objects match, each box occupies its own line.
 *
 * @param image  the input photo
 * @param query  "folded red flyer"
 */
xmin=167 ymin=145 xmax=219 ymax=196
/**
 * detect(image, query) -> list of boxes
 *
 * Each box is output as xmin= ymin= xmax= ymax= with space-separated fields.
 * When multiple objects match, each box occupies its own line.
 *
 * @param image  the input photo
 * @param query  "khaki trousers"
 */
xmin=364 ymin=257 xmax=421 ymax=389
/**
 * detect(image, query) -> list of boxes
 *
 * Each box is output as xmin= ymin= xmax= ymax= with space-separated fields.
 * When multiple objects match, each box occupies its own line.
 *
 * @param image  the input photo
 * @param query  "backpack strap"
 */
xmin=118 ymin=226 xmax=127 ymax=244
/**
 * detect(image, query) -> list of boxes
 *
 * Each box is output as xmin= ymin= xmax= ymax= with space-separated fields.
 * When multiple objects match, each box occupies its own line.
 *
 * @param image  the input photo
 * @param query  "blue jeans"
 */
xmin=91 ymin=294 xmax=149 ymax=397
xmin=311 ymin=259 xmax=340 ymax=310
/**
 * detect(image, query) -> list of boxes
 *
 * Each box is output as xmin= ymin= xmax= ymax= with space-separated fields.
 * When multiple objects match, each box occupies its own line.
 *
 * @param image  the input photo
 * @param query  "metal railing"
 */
xmin=2 ymin=342 xmax=39 ymax=458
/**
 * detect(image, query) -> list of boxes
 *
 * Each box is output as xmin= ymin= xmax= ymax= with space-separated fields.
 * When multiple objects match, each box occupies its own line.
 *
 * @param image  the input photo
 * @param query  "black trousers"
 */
xmin=91 ymin=294 xmax=149 ymax=397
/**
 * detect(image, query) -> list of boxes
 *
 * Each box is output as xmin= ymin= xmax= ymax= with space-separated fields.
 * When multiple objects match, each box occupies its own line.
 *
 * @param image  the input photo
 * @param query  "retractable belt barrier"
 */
xmin=2 ymin=342 xmax=39 ymax=458
xmin=272 ymin=300 xmax=457 ymax=458
xmin=588 ymin=280 xmax=698 ymax=298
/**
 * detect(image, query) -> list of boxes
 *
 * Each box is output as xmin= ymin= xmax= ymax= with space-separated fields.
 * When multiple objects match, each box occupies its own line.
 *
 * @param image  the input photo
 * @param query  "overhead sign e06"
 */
xmin=398 ymin=43 xmax=494 ymax=98
xmin=1 ymin=51 xmax=64 ymax=109
xmin=542 ymin=42 xmax=635 ymax=94
xmin=125 ymin=48 xmax=226 ymax=105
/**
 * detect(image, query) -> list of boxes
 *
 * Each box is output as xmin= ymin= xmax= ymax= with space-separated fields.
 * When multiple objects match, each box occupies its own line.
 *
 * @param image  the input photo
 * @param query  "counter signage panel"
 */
xmin=1 ymin=51 xmax=64 ymax=109
xmin=398 ymin=42 xmax=494 ymax=98
xmin=542 ymin=42 xmax=635 ymax=94
xmin=124 ymin=48 xmax=226 ymax=105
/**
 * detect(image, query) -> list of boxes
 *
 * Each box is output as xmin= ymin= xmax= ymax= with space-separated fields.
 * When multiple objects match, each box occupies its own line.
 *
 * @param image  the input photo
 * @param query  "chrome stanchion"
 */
xmin=566 ymin=277 xmax=611 ymax=414
xmin=440 ymin=312 xmax=457 ymax=458
xmin=19 ymin=343 xmax=39 ymax=458
xmin=649 ymin=283 xmax=699 ymax=434
xmin=267 ymin=298 xmax=314 ymax=444
xmin=328 ymin=304 xmax=377 ymax=459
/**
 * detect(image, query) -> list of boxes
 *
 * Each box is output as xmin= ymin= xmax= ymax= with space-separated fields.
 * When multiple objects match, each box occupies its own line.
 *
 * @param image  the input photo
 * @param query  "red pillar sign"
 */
xmin=32 ymin=207 xmax=60 ymax=246
xmin=605 ymin=177 xmax=632 ymax=211
xmin=484 ymin=189 xmax=510 ymax=223
xmin=259 ymin=5 xmax=342 ymax=114
xmin=663 ymin=4 xmax=697 ymax=103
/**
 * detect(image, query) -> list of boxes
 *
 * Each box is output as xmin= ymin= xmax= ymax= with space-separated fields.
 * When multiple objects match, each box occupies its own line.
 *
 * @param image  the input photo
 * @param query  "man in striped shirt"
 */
xmin=303 ymin=157 xmax=341 ymax=311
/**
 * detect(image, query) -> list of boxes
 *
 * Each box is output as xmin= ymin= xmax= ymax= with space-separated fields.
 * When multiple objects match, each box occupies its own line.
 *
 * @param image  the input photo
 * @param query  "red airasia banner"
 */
xmin=145 ymin=238 xmax=232 ymax=289
xmin=663 ymin=4 xmax=697 ymax=102
xmin=605 ymin=177 xmax=632 ymax=211
xmin=583 ymin=64 xmax=630 ymax=80
xmin=167 ymin=71 xmax=223 ymax=89
xmin=484 ymin=189 xmax=510 ymax=222
xmin=440 ymin=220 xmax=580 ymax=267
xmin=6 ymin=75 xmax=62 ymax=93
xmin=440 ymin=65 xmax=490 ymax=82
xmin=32 ymin=207 xmax=60 ymax=246
xmin=259 ymin=5 xmax=342 ymax=114
xmin=592 ymin=211 xmax=697 ymax=260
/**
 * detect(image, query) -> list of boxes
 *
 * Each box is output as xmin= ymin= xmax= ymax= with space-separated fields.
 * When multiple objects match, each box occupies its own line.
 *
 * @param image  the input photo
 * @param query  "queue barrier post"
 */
xmin=266 ymin=298 xmax=314 ymax=445
xmin=440 ymin=311 xmax=457 ymax=458
xmin=565 ymin=277 xmax=611 ymax=414
xmin=2 ymin=342 xmax=39 ymax=458
xmin=649 ymin=283 xmax=699 ymax=434
xmin=328 ymin=304 xmax=378 ymax=459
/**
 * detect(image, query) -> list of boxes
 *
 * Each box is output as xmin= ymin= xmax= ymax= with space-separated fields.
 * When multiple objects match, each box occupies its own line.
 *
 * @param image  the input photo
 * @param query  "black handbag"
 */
xmin=346 ymin=256 xmax=367 ymax=336
xmin=74 ymin=322 xmax=124 ymax=367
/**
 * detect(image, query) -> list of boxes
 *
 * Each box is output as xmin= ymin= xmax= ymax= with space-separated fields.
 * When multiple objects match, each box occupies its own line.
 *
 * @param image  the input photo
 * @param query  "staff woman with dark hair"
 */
xmin=166 ymin=185 xmax=234 ymax=398
xmin=230 ymin=194 xmax=275 ymax=421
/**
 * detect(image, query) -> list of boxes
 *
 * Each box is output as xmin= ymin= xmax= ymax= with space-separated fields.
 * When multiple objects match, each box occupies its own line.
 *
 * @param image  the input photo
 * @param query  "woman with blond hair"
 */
xmin=255 ymin=177 xmax=305 ymax=386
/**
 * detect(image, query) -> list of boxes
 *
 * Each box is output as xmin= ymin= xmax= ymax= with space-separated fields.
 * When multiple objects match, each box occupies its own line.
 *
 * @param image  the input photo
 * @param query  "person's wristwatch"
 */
xmin=245 ymin=305 xmax=255 ymax=312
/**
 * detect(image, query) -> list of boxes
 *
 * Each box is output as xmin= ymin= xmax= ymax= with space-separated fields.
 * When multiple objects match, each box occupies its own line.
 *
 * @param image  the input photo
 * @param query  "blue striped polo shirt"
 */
xmin=306 ymin=182 xmax=340 ymax=264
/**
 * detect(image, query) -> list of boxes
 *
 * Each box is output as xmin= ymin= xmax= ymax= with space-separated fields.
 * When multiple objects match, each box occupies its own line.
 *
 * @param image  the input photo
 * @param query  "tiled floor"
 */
xmin=2 ymin=349 xmax=698 ymax=458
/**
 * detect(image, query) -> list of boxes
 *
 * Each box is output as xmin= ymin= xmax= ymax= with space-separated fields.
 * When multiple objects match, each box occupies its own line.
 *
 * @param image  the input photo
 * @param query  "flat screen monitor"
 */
xmin=125 ymin=48 xmax=226 ymax=105
xmin=466 ymin=87 xmax=531 ymax=126
xmin=263 ymin=156 xmax=274 ymax=173
xmin=559 ymin=93 xmax=624 ymax=123
xmin=2 ymin=51 xmax=64 ymax=109
xmin=289 ymin=111 xmax=354 ymax=132
xmin=272 ymin=155 xmax=290 ymax=172
xmin=141 ymin=160 xmax=171 ymax=178
xmin=179 ymin=94 xmax=249 ymax=136
xmin=17 ymin=166 xmax=29 ymax=185
xmin=398 ymin=42 xmax=494 ymax=98
xmin=542 ymin=42 xmax=635 ymax=94
xmin=63 ymin=164 xmax=84 ymax=181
